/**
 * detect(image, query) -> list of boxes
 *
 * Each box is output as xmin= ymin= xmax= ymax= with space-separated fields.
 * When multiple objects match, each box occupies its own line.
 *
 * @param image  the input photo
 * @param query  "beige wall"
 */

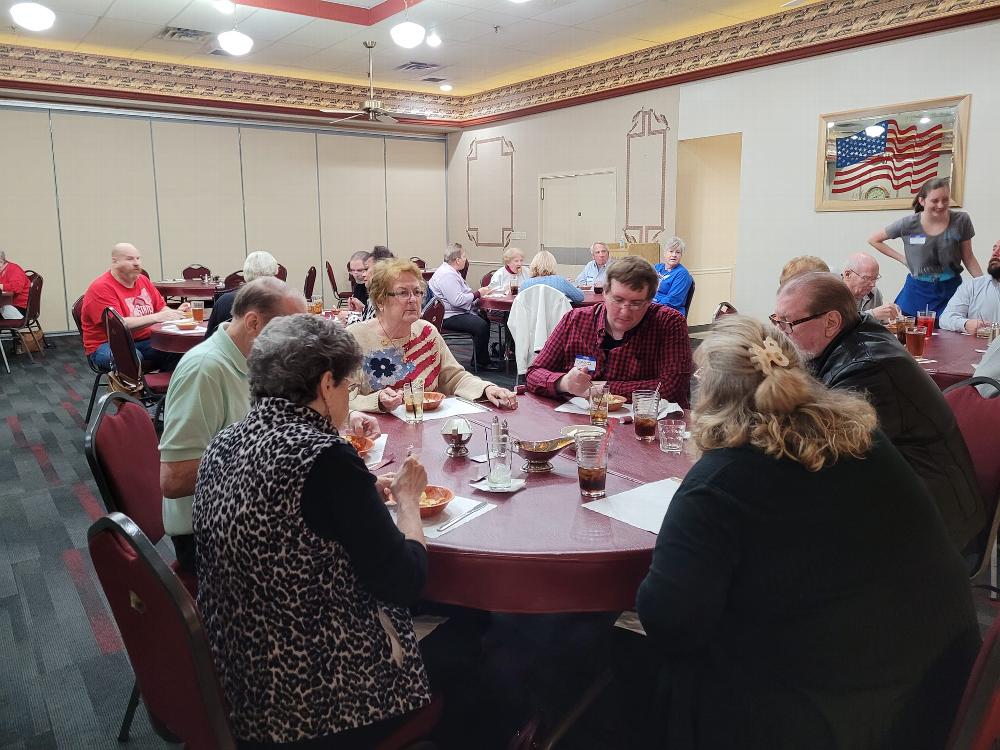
xmin=0 ymin=106 xmax=446 ymax=332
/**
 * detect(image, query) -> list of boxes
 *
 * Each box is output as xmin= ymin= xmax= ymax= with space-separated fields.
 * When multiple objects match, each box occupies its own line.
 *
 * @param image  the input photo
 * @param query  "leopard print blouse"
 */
xmin=193 ymin=397 xmax=430 ymax=744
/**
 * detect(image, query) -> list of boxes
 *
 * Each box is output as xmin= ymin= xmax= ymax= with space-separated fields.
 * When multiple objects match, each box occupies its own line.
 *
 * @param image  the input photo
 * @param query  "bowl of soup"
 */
xmin=419 ymin=485 xmax=455 ymax=517
xmin=346 ymin=434 xmax=374 ymax=457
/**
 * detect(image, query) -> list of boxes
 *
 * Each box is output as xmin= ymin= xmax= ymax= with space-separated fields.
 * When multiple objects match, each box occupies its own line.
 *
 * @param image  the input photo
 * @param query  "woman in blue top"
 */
xmin=868 ymin=177 xmax=983 ymax=317
xmin=653 ymin=236 xmax=694 ymax=316
xmin=520 ymin=250 xmax=584 ymax=303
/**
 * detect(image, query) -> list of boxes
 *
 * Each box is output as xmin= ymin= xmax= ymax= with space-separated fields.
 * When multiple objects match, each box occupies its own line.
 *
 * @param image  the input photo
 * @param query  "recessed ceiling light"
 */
xmin=919 ymin=116 xmax=931 ymax=124
xmin=390 ymin=20 xmax=425 ymax=48
xmin=217 ymin=28 xmax=253 ymax=56
xmin=9 ymin=3 xmax=55 ymax=31
xmin=426 ymin=31 xmax=441 ymax=47
xmin=212 ymin=0 xmax=236 ymax=14
xmin=439 ymin=83 xmax=453 ymax=92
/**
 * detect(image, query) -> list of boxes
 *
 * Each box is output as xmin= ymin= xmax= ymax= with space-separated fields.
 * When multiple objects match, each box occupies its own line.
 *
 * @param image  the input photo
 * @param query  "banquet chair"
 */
xmin=325 ymin=261 xmax=352 ymax=307
xmin=943 ymin=377 xmax=1000 ymax=588
xmin=410 ymin=256 xmax=426 ymax=269
xmin=508 ymin=285 xmax=572 ymax=378
xmin=223 ymin=270 xmax=244 ymax=291
xmin=71 ymin=295 xmax=108 ymax=421
xmin=480 ymin=270 xmax=497 ymax=288
xmin=103 ymin=308 xmax=171 ymax=422
xmin=303 ymin=265 xmax=317 ymax=299
xmin=682 ymin=279 xmax=695 ymax=318
xmin=88 ymin=513 xmax=234 ymax=750
xmin=945 ymin=612 xmax=1000 ymax=750
xmin=422 ymin=297 xmax=478 ymax=372
xmin=276 ymin=263 xmax=288 ymax=281
xmin=19 ymin=270 xmax=48 ymax=352
xmin=713 ymin=302 xmax=738 ymax=320
xmin=182 ymin=264 xmax=211 ymax=281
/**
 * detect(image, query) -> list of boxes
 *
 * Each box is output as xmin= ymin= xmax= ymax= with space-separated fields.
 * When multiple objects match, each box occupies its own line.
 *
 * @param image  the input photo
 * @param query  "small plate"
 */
xmin=559 ymin=425 xmax=606 ymax=439
xmin=470 ymin=478 xmax=526 ymax=494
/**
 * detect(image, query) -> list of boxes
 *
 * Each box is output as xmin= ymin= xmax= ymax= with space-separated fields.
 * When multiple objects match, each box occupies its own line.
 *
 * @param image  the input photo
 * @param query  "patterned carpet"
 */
xmin=1 ymin=332 xmax=996 ymax=749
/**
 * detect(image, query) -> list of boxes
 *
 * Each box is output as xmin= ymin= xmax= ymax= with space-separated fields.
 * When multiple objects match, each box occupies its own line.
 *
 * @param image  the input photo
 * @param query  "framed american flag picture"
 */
xmin=815 ymin=95 xmax=970 ymax=212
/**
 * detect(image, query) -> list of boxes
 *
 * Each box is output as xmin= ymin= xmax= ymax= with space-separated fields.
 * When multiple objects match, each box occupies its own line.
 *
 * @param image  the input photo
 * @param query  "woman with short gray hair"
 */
xmin=206 ymin=250 xmax=281 ymax=336
xmin=193 ymin=313 xmax=434 ymax=748
xmin=653 ymin=235 xmax=694 ymax=317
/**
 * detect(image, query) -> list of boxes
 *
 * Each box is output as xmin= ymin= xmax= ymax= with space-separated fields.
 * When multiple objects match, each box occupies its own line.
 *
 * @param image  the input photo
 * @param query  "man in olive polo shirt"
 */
xmin=160 ymin=277 xmax=308 ymax=573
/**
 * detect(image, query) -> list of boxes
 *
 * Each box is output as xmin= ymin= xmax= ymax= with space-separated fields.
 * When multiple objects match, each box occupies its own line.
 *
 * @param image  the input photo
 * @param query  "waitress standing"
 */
xmin=868 ymin=177 xmax=982 ymax=317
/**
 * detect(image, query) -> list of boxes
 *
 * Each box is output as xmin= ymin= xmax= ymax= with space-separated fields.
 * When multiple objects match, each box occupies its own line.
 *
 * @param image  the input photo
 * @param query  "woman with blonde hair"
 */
xmin=520 ymin=250 xmax=583 ymax=303
xmin=635 ymin=315 xmax=979 ymax=750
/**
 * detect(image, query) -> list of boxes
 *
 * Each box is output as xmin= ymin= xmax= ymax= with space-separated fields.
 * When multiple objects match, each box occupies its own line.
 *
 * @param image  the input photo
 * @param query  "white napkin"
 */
xmin=915 ymin=358 xmax=938 ymax=364
xmin=469 ymin=477 xmax=526 ymax=494
xmin=582 ymin=478 xmax=682 ymax=534
xmin=159 ymin=323 xmax=205 ymax=335
xmin=613 ymin=610 xmax=646 ymax=636
xmin=388 ymin=495 xmax=495 ymax=539
xmin=389 ymin=397 xmax=488 ymax=423
xmin=555 ymin=397 xmax=681 ymax=418
xmin=363 ymin=434 xmax=388 ymax=467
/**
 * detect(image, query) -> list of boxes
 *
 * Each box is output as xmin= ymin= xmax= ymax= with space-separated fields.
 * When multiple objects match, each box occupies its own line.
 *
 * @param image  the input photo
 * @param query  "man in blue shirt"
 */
xmin=575 ymin=242 xmax=611 ymax=286
xmin=653 ymin=236 xmax=694 ymax=317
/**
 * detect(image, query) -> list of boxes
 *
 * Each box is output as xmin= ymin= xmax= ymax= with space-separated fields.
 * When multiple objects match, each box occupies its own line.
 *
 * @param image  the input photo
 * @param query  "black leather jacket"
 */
xmin=811 ymin=317 xmax=984 ymax=551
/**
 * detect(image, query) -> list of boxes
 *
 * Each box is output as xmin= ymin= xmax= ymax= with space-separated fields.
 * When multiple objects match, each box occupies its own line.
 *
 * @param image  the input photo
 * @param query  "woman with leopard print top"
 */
xmin=193 ymin=313 xmax=433 ymax=749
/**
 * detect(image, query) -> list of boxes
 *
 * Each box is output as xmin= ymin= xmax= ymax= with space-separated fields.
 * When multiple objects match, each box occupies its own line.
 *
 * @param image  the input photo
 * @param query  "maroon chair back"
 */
xmin=223 ymin=271 xmax=244 ymax=291
xmin=480 ymin=270 xmax=497 ymax=288
xmin=713 ymin=302 xmax=738 ymax=320
xmin=84 ymin=393 xmax=165 ymax=543
xmin=71 ymin=295 xmax=85 ymax=333
xmin=944 ymin=379 xmax=1000 ymax=579
xmin=276 ymin=264 xmax=288 ymax=281
xmin=88 ymin=513 xmax=235 ymax=750
xmin=23 ymin=272 xmax=43 ymax=323
xmin=104 ymin=308 xmax=144 ymax=387
xmin=303 ymin=266 xmax=317 ymax=299
xmin=682 ymin=279 xmax=695 ymax=318
xmin=182 ymin=264 xmax=211 ymax=281
xmin=946 ymin=613 xmax=1000 ymax=750
xmin=140 ymin=269 xmax=150 ymax=279
xmin=421 ymin=298 xmax=445 ymax=332
xmin=325 ymin=261 xmax=340 ymax=295
xmin=409 ymin=256 xmax=426 ymax=270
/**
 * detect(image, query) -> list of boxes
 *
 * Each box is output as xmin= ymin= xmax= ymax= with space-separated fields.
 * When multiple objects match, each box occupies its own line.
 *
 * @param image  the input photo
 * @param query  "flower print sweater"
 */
xmin=346 ymin=318 xmax=492 ymax=412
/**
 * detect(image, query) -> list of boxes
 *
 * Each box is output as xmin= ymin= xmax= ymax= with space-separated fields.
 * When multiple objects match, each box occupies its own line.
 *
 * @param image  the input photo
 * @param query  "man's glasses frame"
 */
xmin=768 ymin=311 xmax=830 ymax=333
xmin=605 ymin=295 xmax=649 ymax=311
xmin=845 ymin=269 xmax=881 ymax=284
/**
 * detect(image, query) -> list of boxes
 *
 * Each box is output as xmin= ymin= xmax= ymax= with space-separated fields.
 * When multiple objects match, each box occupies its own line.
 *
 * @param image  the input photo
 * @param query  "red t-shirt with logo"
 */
xmin=81 ymin=272 xmax=166 ymax=354
xmin=0 ymin=261 xmax=30 ymax=309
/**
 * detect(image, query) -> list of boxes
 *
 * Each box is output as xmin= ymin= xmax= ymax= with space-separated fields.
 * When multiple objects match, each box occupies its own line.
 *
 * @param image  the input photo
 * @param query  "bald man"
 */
xmin=80 ymin=242 xmax=188 ymax=372
xmin=840 ymin=252 xmax=898 ymax=321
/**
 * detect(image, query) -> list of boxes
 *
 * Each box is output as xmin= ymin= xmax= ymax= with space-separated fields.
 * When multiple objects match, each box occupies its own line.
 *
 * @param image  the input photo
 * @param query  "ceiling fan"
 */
xmin=322 ymin=41 xmax=424 ymax=125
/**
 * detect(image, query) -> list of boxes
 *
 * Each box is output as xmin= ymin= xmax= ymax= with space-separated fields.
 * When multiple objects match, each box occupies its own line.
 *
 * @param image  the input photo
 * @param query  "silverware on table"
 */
xmin=437 ymin=500 xmax=489 ymax=532
xmin=454 ymin=395 xmax=490 ymax=410
xmin=367 ymin=454 xmax=395 ymax=472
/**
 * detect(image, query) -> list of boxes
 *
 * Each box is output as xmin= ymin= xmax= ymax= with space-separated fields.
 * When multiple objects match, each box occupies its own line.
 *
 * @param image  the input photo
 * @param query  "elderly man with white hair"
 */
xmin=840 ymin=252 xmax=898 ymax=321
xmin=575 ymin=242 xmax=611 ymax=286
xmin=653 ymin=236 xmax=694 ymax=316
xmin=488 ymin=246 xmax=528 ymax=292
xmin=206 ymin=250 xmax=280 ymax=336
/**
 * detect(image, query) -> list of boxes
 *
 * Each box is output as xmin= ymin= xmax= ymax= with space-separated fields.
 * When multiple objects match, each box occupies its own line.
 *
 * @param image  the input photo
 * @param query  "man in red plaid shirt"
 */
xmin=527 ymin=255 xmax=693 ymax=407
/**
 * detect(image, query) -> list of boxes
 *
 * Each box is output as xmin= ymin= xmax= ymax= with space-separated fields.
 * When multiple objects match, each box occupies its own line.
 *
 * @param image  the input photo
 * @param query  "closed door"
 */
xmin=540 ymin=171 xmax=616 ymax=266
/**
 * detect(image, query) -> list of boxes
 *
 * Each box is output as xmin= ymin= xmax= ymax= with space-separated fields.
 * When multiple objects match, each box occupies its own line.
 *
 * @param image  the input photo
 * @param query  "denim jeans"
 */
xmin=87 ymin=338 xmax=179 ymax=373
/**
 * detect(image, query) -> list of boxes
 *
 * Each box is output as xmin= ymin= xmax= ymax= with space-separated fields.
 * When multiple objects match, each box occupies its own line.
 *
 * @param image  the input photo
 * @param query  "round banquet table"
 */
xmin=478 ymin=289 xmax=604 ymax=312
xmin=374 ymin=393 xmax=694 ymax=614
xmin=149 ymin=321 xmax=207 ymax=353
xmin=154 ymin=280 xmax=222 ymax=299
xmin=918 ymin=329 xmax=985 ymax=390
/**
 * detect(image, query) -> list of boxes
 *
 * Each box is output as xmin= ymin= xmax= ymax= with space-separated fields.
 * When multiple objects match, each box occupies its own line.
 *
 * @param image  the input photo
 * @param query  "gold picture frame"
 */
xmin=815 ymin=95 xmax=970 ymax=212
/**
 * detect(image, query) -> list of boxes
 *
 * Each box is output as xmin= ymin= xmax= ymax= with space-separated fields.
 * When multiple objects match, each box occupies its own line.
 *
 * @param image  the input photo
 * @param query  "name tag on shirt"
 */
xmin=574 ymin=355 xmax=596 ymax=372
xmin=910 ymin=235 xmax=927 ymax=245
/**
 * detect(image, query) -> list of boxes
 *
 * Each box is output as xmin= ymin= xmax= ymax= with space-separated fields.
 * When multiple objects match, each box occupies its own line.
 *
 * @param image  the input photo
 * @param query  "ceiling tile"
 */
xmin=431 ymin=17 xmax=496 ymax=42
xmin=37 ymin=0 xmax=114 ymax=14
xmin=164 ymin=2 xmax=256 ymax=33
xmin=531 ymin=0 xmax=648 ymax=27
xmin=274 ymin=18 xmax=361 ymax=48
xmin=80 ymin=17 xmax=162 ymax=50
xmin=6 ymin=10 xmax=99 ymax=45
xmin=466 ymin=17 xmax=569 ymax=48
xmin=104 ymin=0 xmax=192 ymax=25
xmin=235 ymin=8 xmax=314 ymax=41
xmin=242 ymin=41 xmax=321 ymax=66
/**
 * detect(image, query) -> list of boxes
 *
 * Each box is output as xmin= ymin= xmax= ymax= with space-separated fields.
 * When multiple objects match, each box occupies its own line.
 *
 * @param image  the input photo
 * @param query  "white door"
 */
xmin=539 ymin=171 xmax=616 ymax=267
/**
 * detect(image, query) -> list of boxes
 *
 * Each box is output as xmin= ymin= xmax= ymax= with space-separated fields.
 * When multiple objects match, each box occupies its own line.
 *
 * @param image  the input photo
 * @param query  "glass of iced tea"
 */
xmin=576 ymin=434 xmax=608 ymax=499
xmin=593 ymin=281 xmax=604 ymax=294
xmin=905 ymin=325 xmax=927 ymax=357
xmin=588 ymin=384 xmax=609 ymax=427
xmin=917 ymin=309 xmax=936 ymax=338
xmin=191 ymin=300 xmax=204 ymax=323
xmin=632 ymin=390 xmax=659 ymax=442
xmin=510 ymin=282 xmax=519 ymax=296
xmin=403 ymin=381 xmax=424 ymax=423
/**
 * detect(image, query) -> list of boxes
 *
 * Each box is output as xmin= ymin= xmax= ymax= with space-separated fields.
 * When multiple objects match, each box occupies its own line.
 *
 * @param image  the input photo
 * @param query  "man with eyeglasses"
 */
xmin=840 ymin=252 xmax=899 ymax=321
xmin=940 ymin=239 xmax=1000 ymax=334
xmin=774 ymin=271 xmax=982 ymax=553
xmin=526 ymin=255 xmax=692 ymax=405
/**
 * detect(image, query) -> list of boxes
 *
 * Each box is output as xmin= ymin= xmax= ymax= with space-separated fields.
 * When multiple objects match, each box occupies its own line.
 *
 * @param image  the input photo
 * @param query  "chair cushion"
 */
xmin=145 ymin=372 xmax=172 ymax=393
xmin=0 ymin=317 xmax=26 ymax=329
xmin=945 ymin=385 xmax=1000 ymax=508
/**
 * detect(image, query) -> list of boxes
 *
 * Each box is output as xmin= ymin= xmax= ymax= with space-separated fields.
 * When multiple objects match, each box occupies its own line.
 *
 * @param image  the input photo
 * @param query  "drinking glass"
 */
xmin=917 ymin=308 xmax=936 ymax=338
xmin=895 ymin=316 xmax=915 ymax=345
xmin=576 ymin=434 xmax=608 ymax=498
xmin=588 ymin=384 xmax=609 ymax=427
xmin=632 ymin=390 xmax=659 ymax=442
xmin=486 ymin=435 xmax=513 ymax=489
xmin=593 ymin=281 xmax=604 ymax=294
xmin=403 ymin=381 xmax=424 ymax=423
xmin=510 ymin=282 xmax=519 ymax=296
xmin=191 ymin=300 xmax=204 ymax=323
xmin=658 ymin=419 xmax=685 ymax=454
xmin=905 ymin=325 xmax=927 ymax=357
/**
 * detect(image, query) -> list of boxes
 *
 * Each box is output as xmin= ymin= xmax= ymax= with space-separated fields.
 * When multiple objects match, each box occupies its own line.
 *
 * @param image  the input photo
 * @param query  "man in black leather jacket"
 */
xmin=774 ymin=272 xmax=984 ymax=552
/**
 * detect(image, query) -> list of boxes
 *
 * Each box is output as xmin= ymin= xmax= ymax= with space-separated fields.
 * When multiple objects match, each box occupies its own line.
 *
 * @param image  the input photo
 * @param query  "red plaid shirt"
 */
xmin=526 ymin=303 xmax=692 ymax=407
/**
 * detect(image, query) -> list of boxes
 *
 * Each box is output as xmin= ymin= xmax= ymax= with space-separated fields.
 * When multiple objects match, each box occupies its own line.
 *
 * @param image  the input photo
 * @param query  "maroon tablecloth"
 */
xmin=376 ymin=393 xmax=694 ymax=613
xmin=478 ymin=290 xmax=603 ymax=312
xmin=149 ymin=322 xmax=207 ymax=353
xmin=919 ymin=329 xmax=984 ymax=390
xmin=154 ymin=280 xmax=221 ymax=299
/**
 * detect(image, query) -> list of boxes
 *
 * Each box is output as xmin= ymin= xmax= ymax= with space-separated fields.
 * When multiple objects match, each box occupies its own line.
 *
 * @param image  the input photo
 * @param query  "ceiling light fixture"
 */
xmin=508 ymin=0 xmax=533 ymax=4
xmin=212 ymin=0 xmax=236 ymax=14
xmin=439 ymin=83 xmax=453 ymax=91
xmin=919 ymin=115 xmax=931 ymax=124
xmin=864 ymin=124 xmax=885 ymax=138
xmin=9 ymin=2 xmax=55 ymax=31
xmin=390 ymin=0 xmax=425 ymax=48
xmin=218 ymin=28 xmax=253 ymax=55
xmin=426 ymin=31 xmax=441 ymax=47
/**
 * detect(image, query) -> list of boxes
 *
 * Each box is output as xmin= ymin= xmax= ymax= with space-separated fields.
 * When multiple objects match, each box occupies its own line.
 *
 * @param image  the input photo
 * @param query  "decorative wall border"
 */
xmin=0 ymin=0 xmax=996 ymax=127
xmin=624 ymin=109 xmax=669 ymax=244
xmin=466 ymin=136 xmax=514 ymax=248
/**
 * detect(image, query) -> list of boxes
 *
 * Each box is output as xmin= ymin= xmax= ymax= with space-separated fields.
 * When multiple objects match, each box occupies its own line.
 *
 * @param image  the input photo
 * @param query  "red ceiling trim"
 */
xmin=237 ymin=0 xmax=425 ymax=26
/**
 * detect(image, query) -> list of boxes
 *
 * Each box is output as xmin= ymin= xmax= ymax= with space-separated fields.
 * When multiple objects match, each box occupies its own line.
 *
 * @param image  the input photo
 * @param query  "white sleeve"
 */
xmin=940 ymin=281 xmax=973 ymax=332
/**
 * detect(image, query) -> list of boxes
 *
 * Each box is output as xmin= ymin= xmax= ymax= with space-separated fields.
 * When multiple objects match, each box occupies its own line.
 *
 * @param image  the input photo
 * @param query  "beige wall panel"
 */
xmin=152 ymin=121 xmax=246 ymax=281
xmin=51 ymin=112 xmax=160 ymax=311
xmin=240 ymin=127 xmax=321 ymax=301
xmin=0 ymin=109 xmax=67 ymax=331
xmin=317 ymin=133 xmax=387 ymax=301
xmin=385 ymin=139 xmax=447 ymax=265
xmin=675 ymin=133 xmax=741 ymax=272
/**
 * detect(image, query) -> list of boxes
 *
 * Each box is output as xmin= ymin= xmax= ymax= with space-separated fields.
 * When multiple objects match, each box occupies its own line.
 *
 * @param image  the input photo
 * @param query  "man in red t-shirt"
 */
xmin=0 ymin=251 xmax=30 ymax=319
xmin=81 ymin=242 xmax=188 ymax=372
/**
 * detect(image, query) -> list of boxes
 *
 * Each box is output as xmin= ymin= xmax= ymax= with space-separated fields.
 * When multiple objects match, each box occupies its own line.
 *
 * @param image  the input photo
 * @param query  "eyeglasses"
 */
xmin=385 ymin=289 xmax=423 ymax=299
xmin=606 ymin=295 xmax=649 ymax=311
xmin=845 ymin=269 xmax=881 ymax=284
xmin=769 ymin=311 xmax=830 ymax=333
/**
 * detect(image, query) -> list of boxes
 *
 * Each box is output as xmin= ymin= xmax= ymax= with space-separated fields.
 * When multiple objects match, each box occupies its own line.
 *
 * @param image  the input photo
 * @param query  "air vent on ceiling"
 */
xmin=157 ymin=26 xmax=214 ymax=43
xmin=421 ymin=76 xmax=446 ymax=83
xmin=395 ymin=61 xmax=440 ymax=72
xmin=208 ymin=47 xmax=232 ymax=56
